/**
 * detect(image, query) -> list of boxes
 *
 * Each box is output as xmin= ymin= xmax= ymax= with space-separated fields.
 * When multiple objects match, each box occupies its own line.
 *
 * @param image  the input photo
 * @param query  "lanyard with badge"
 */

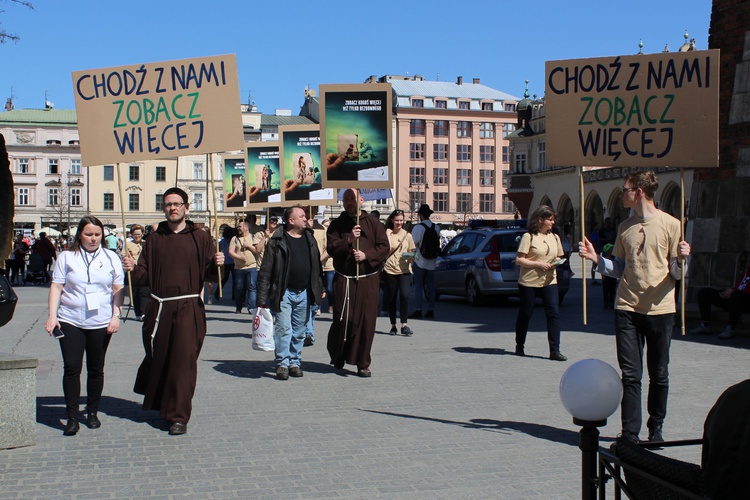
xmin=81 ymin=249 xmax=102 ymax=311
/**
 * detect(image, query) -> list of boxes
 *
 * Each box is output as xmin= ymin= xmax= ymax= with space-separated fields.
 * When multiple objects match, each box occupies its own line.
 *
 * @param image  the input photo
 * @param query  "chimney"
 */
xmin=457 ymin=76 xmax=463 ymax=85
xmin=473 ymin=78 xmax=480 ymax=84
xmin=5 ymin=98 xmax=13 ymax=111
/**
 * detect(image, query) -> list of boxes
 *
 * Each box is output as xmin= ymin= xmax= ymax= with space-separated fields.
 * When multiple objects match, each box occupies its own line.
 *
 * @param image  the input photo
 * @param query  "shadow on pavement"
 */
xmin=363 ymin=409 xmax=582 ymax=446
xmin=37 ymin=395 xmax=167 ymax=431
xmin=208 ymin=359 xmax=356 ymax=379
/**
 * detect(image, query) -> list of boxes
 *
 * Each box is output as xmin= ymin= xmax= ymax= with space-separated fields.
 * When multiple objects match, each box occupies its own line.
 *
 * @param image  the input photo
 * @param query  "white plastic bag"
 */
xmin=252 ymin=307 xmax=275 ymax=351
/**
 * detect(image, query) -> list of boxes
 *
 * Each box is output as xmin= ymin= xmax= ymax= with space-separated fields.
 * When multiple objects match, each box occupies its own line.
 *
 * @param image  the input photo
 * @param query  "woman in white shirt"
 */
xmin=45 ymin=216 xmax=125 ymax=436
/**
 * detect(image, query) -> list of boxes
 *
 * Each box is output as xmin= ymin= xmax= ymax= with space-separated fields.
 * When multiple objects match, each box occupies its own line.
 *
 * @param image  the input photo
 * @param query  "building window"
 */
xmin=156 ymin=166 xmax=166 ymax=182
xmin=410 ymin=119 xmax=425 ymax=136
xmin=433 ymin=167 xmax=448 ymax=185
xmin=479 ymin=193 xmax=495 ymax=213
xmin=103 ymin=193 xmax=114 ymax=211
xmin=503 ymin=123 xmax=517 ymax=137
xmin=479 ymin=122 xmax=495 ymax=139
xmin=433 ymin=144 xmax=449 ymax=161
xmin=409 ymin=191 xmax=425 ymax=212
xmin=458 ymin=101 xmax=470 ymax=110
xmin=514 ymin=153 xmax=527 ymax=173
xmin=456 ymin=168 xmax=472 ymax=186
xmin=411 ymin=98 xmax=424 ymax=108
xmin=456 ymin=144 xmax=472 ymax=162
xmin=538 ymin=142 xmax=547 ymax=171
xmin=128 ymin=193 xmax=139 ymax=211
xmin=480 ymin=145 xmax=495 ymax=162
xmin=70 ymin=159 xmax=82 ymax=175
xmin=502 ymin=146 xmax=510 ymax=163
xmin=433 ymin=192 xmax=448 ymax=212
xmin=502 ymin=194 xmax=515 ymax=213
xmin=479 ymin=170 xmax=494 ymax=186
xmin=502 ymin=170 xmax=510 ymax=188
xmin=218 ymin=192 xmax=224 ymax=212
xmin=48 ymin=159 xmax=59 ymax=175
xmin=18 ymin=158 xmax=29 ymax=173
xmin=409 ymin=167 xmax=426 ymax=186
xmin=193 ymin=162 xmax=204 ymax=180
xmin=409 ymin=143 xmax=425 ymax=161
xmin=435 ymin=100 xmax=447 ymax=109
xmin=71 ymin=188 xmax=81 ymax=207
xmin=456 ymin=193 xmax=472 ymax=213
xmin=456 ymin=121 xmax=471 ymax=137
xmin=433 ymin=120 xmax=448 ymax=137
xmin=193 ymin=193 xmax=203 ymax=211
xmin=155 ymin=194 xmax=164 ymax=211
xmin=481 ymin=102 xmax=493 ymax=111
xmin=17 ymin=188 xmax=30 ymax=205
xmin=129 ymin=164 xmax=139 ymax=181
xmin=48 ymin=188 xmax=59 ymax=206
xmin=103 ymin=165 xmax=114 ymax=181
xmin=505 ymin=103 xmax=517 ymax=112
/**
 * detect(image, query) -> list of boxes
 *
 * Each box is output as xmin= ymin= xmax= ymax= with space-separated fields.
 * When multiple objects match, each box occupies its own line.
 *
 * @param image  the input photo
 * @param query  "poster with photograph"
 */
xmin=320 ymin=83 xmax=393 ymax=188
xmin=245 ymin=142 xmax=282 ymax=209
xmin=72 ymin=54 xmax=244 ymax=167
xmin=279 ymin=124 xmax=336 ymax=206
xmin=223 ymin=154 xmax=247 ymax=210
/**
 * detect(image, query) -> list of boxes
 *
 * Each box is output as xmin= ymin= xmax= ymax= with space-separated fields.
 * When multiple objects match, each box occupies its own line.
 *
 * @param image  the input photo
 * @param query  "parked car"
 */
xmin=434 ymin=225 xmax=571 ymax=306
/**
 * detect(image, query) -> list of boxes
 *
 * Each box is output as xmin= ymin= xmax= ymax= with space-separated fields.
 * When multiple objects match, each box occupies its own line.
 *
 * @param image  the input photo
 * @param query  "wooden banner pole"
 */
xmin=680 ymin=169 xmax=686 ymax=335
xmin=580 ymin=167 xmax=587 ymax=325
xmin=115 ymin=163 xmax=134 ymax=318
xmin=208 ymin=153 xmax=222 ymax=298
xmin=356 ymin=190 xmax=360 ymax=280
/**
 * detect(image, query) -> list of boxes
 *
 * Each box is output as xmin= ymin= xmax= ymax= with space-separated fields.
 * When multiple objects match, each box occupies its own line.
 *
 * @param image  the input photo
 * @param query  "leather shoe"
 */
xmin=357 ymin=368 xmax=372 ymax=378
xmin=424 ymin=310 xmax=434 ymax=319
xmin=168 ymin=422 xmax=187 ymax=435
xmin=408 ymin=310 xmax=422 ymax=319
xmin=289 ymin=366 xmax=303 ymax=378
xmin=86 ymin=412 xmax=101 ymax=429
xmin=515 ymin=345 xmax=525 ymax=357
xmin=276 ymin=366 xmax=289 ymax=380
xmin=549 ymin=351 xmax=568 ymax=361
xmin=63 ymin=418 xmax=79 ymax=436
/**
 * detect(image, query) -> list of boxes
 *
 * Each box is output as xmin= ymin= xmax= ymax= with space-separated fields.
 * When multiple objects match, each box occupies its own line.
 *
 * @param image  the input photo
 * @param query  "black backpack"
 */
xmin=418 ymin=223 xmax=441 ymax=259
xmin=0 ymin=274 xmax=18 ymax=328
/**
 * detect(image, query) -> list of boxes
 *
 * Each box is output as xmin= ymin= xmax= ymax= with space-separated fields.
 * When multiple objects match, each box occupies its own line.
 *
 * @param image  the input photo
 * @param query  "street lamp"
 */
xmin=559 ymin=359 xmax=622 ymax=500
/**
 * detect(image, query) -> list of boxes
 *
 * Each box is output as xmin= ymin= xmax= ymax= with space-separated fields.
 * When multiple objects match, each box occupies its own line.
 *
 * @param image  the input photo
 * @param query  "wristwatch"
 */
xmin=113 ymin=312 xmax=121 ymax=319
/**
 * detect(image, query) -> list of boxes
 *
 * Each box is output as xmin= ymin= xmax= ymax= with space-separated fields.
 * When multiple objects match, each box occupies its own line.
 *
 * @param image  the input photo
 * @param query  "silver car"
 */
xmin=434 ymin=227 xmax=570 ymax=306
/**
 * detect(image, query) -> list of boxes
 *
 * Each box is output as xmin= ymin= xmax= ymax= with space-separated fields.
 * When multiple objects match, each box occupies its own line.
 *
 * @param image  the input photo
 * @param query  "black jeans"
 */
xmin=697 ymin=287 xmax=750 ymax=327
xmin=515 ymin=284 xmax=561 ymax=352
xmin=615 ymin=310 xmax=673 ymax=436
xmin=384 ymin=273 xmax=411 ymax=324
xmin=58 ymin=322 xmax=112 ymax=419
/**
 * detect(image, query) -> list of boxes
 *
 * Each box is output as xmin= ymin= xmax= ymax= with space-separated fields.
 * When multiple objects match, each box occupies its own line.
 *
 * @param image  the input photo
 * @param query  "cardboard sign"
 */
xmin=320 ymin=83 xmax=393 ymax=188
xmin=245 ymin=141 xmax=282 ymax=209
xmin=278 ymin=124 xmax=335 ymax=206
xmin=73 ymin=54 xmax=244 ymax=166
xmin=545 ymin=50 xmax=719 ymax=168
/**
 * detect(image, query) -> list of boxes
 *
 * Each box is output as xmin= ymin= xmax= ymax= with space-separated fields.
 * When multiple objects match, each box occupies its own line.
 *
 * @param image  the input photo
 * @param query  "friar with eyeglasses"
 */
xmin=122 ymin=187 xmax=224 ymax=436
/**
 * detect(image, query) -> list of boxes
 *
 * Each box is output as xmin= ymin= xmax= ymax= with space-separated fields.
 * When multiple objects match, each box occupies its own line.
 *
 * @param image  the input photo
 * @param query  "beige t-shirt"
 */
xmin=232 ymin=234 xmax=256 ymax=270
xmin=252 ymin=231 xmax=269 ymax=268
xmin=517 ymin=231 xmax=563 ymax=288
xmin=383 ymin=229 xmax=415 ymax=275
xmin=614 ymin=210 xmax=681 ymax=315
xmin=312 ymin=228 xmax=334 ymax=272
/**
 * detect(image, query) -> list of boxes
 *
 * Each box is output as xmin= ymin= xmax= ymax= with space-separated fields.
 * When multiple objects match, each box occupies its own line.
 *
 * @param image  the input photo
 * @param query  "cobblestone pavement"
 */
xmin=2 ymin=259 xmax=748 ymax=499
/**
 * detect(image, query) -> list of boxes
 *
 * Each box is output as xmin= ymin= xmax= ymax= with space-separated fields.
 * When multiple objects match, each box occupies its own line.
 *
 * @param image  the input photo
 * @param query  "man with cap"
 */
xmin=409 ymin=204 xmax=441 ymax=319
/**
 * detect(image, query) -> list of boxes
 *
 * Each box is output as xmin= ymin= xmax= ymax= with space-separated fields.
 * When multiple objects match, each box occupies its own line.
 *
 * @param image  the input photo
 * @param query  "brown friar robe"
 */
xmin=326 ymin=212 xmax=389 ymax=370
xmin=130 ymin=220 xmax=215 ymax=424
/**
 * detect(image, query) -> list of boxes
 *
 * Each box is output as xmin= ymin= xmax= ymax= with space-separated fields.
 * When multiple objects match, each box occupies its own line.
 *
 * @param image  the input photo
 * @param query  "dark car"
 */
xmin=434 ymin=226 xmax=570 ymax=306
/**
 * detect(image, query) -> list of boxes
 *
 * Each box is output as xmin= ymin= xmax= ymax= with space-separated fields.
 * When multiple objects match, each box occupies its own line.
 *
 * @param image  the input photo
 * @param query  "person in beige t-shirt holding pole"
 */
xmin=229 ymin=220 xmax=259 ymax=314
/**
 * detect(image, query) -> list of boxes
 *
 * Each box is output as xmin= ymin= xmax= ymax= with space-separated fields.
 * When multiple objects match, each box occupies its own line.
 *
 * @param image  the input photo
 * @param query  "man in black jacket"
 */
xmin=256 ymin=206 xmax=325 ymax=380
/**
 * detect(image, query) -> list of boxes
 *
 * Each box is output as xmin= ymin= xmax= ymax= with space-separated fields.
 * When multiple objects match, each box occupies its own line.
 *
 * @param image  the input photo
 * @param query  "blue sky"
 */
xmin=1 ymin=0 xmax=712 ymax=113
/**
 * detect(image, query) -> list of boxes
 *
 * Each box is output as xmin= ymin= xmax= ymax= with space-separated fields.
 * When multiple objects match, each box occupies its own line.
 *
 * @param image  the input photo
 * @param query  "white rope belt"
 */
xmin=149 ymin=293 xmax=201 ymax=349
xmin=334 ymin=270 xmax=380 ymax=340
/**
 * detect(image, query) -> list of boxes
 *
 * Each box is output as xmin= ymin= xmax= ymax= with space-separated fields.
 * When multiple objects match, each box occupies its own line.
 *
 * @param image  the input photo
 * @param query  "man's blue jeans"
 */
xmin=412 ymin=263 xmax=435 ymax=312
xmin=615 ymin=310 xmax=673 ymax=437
xmin=274 ymin=289 xmax=308 ymax=368
xmin=321 ymin=270 xmax=334 ymax=313
xmin=305 ymin=304 xmax=319 ymax=343
xmin=234 ymin=267 xmax=257 ymax=312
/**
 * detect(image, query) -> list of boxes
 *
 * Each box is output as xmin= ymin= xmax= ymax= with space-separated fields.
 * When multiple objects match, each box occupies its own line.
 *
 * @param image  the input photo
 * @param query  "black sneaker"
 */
xmin=424 ymin=310 xmax=434 ymax=319
xmin=409 ymin=310 xmax=423 ymax=319
xmin=515 ymin=345 xmax=525 ymax=357
xmin=401 ymin=326 xmax=414 ymax=336
xmin=304 ymin=336 xmax=314 ymax=347
xmin=389 ymin=326 xmax=398 ymax=335
xmin=648 ymin=427 xmax=664 ymax=443
xmin=620 ymin=431 xmax=640 ymax=444
xmin=549 ymin=351 xmax=568 ymax=361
